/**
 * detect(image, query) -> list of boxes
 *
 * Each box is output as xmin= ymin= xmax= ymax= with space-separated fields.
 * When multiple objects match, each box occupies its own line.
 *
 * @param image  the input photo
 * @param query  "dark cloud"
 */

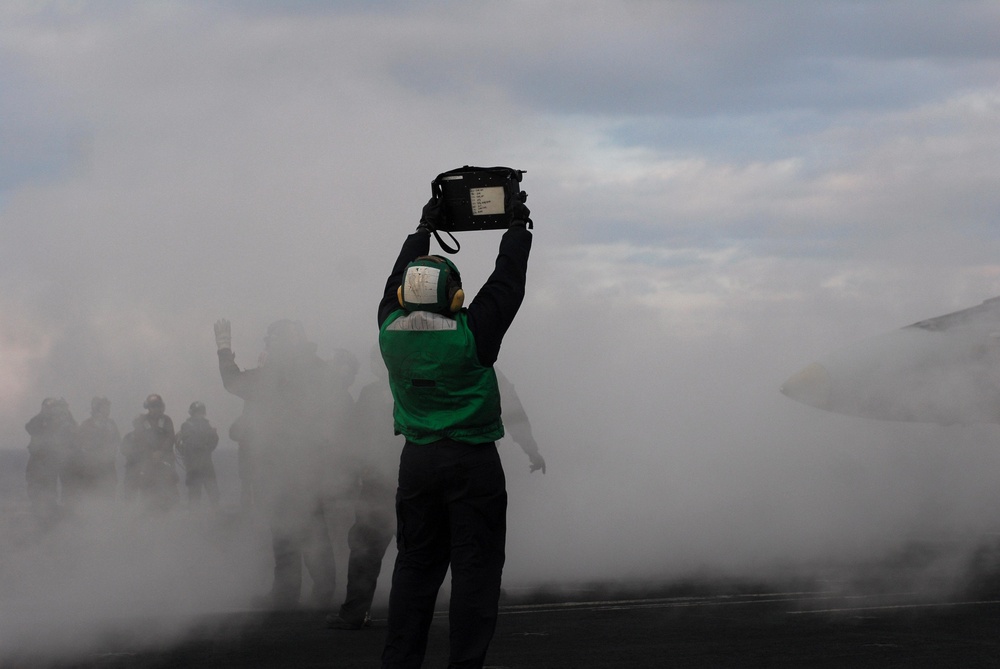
xmin=215 ymin=0 xmax=420 ymax=18
xmin=384 ymin=1 xmax=1000 ymax=118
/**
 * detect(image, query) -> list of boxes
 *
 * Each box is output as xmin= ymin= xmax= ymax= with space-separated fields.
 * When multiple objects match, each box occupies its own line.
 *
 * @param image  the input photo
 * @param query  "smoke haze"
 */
xmin=3 ymin=0 xmax=1000 ymax=661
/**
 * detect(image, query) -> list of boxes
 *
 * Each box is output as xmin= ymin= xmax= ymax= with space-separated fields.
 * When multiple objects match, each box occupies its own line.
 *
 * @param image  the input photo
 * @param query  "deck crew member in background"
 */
xmin=121 ymin=394 xmax=178 ymax=512
xmin=326 ymin=346 xmax=399 ymax=630
xmin=72 ymin=396 xmax=121 ymax=506
xmin=176 ymin=401 xmax=221 ymax=508
xmin=25 ymin=397 xmax=78 ymax=525
xmin=215 ymin=318 xmax=352 ymax=609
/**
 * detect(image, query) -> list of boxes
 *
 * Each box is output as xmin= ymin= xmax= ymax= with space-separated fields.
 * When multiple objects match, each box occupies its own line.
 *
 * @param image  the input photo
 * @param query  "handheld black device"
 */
xmin=431 ymin=166 xmax=526 ymax=232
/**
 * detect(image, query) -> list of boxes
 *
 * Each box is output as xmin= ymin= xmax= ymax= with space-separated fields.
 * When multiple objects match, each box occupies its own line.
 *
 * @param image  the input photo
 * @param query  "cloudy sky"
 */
xmin=4 ymin=0 xmax=1000 ymax=596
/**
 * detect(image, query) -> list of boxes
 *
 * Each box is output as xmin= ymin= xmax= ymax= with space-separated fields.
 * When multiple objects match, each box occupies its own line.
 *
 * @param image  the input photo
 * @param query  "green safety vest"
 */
xmin=379 ymin=309 xmax=504 ymax=444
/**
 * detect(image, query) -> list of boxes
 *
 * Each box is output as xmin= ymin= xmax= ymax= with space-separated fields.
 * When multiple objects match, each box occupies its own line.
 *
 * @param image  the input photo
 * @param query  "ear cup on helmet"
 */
xmin=450 ymin=288 xmax=465 ymax=312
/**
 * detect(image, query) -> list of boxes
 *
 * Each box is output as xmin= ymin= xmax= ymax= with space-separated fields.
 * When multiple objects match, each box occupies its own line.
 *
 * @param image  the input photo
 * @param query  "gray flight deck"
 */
xmin=9 ymin=579 xmax=1000 ymax=668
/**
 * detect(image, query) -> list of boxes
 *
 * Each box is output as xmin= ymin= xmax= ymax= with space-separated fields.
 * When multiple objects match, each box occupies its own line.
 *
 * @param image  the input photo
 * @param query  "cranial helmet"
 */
xmin=189 ymin=401 xmax=206 ymax=416
xmin=397 ymin=256 xmax=465 ymax=314
xmin=143 ymin=393 xmax=165 ymax=410
xmin=91 ymin=396 xmax=111 ymax=413
xmin=265 ymin=319 xmax=307 ymax=349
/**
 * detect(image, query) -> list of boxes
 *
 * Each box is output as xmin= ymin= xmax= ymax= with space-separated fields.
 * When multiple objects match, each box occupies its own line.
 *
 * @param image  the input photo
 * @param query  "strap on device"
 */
xmin=428 ymin=179 xmax=461 ymax=254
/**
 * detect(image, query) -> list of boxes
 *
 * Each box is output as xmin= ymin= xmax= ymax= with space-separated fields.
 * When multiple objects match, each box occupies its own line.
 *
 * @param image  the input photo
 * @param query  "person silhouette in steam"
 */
xmin=71 ymin=396 xmax=120 ymax=506
xmin=175 ymin=401 xmax=220 ymax=508
xmin=215 ymin=318 xmax=353 ymax=609
xmin=121 ymin=394 xmax=178 ymax=512
xmin=25 ymin=397 xmax=78 ymax=525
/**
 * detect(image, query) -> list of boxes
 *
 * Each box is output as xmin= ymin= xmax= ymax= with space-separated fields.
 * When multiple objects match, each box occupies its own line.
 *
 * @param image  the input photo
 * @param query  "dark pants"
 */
xmin=339 ymin=474 xmax=395 ymax=624
xmin=381 ymin=440 xmax=507 ymax=669
xmin=269 ymin=487 xmax=336 ymax=607
xmin=26 ymin=451 xmax=67 ymax=524
xmin=185 ymin=462 xmax=220 ymax=507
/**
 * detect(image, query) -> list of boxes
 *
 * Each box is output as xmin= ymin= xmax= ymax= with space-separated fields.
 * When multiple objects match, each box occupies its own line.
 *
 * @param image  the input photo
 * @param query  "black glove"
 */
xmin=507 ymin=190 xmax=530 ymax=228
xmin=509 ymin=201 xmax=531 ymax=228
xmin=418 ymin=196 xmax=442 ymax=232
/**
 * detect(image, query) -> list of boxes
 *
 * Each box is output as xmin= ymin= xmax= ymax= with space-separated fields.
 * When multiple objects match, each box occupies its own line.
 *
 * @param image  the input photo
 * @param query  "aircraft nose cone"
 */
xmin=780 ymin=362 xmax=832 ymax=410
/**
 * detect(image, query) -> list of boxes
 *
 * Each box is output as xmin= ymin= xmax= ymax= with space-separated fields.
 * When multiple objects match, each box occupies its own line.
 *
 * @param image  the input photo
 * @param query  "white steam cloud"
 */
xmin=3 ymin=1 xmax=1000 ymax=662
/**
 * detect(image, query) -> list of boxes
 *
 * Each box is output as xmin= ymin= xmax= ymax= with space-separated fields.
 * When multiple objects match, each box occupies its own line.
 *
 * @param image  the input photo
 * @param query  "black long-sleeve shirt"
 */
xmin=377 ymin=226 xmax=532 ymax=366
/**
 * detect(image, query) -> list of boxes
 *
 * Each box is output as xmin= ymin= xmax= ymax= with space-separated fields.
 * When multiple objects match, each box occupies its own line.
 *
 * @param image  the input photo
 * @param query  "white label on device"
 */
xmin=469 ymin=187 xmax=505 ymax=216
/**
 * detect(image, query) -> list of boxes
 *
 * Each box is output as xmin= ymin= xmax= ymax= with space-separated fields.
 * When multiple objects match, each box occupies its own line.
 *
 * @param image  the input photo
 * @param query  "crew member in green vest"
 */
xmin=377 ymin=190 xmax=534 ymax=669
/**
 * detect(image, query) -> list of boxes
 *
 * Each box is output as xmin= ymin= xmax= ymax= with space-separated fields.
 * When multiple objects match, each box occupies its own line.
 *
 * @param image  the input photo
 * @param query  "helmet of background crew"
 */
xmin=143 ymin=394 xmax=165 ymax=411
xmin=91 ymin=396 xmax=111 ymax=416
xmin=189 ymin=401 xmax=206 ymax=416
xmin=263 ymin=319 xmax=311 ymax=363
